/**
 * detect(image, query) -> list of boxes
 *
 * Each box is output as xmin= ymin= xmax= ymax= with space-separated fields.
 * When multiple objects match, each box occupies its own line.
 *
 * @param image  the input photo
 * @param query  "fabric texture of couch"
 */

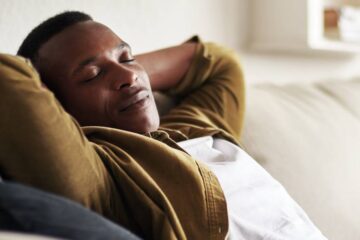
xmin=241 ymin=79 xmax=360 ymax=240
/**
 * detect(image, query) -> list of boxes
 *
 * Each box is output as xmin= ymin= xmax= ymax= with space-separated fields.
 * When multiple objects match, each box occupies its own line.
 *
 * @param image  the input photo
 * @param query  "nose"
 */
xmin=110 ymin=62 xmax=138 ymax=90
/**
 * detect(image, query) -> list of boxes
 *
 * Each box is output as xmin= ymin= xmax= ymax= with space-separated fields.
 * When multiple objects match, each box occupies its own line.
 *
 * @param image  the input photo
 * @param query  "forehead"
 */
xmin=37 ymin=21 xmax=122 ymax=71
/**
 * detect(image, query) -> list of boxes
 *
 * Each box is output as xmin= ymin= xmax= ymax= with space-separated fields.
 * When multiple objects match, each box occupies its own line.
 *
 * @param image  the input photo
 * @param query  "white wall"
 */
xmin=0 ymin=0 xmax=246 ymax=54
xmin=0 ymin=0 xmax=360 ymax=84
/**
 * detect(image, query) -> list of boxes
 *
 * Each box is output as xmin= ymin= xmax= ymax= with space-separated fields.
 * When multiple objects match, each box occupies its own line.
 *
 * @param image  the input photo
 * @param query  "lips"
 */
xmin=118 ymin=89 xmax=150 ymax=112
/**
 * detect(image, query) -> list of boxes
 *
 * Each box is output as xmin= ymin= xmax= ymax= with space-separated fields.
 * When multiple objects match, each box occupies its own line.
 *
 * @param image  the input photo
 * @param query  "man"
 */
xmin=0 ymin=11 xmax=326 ymax=239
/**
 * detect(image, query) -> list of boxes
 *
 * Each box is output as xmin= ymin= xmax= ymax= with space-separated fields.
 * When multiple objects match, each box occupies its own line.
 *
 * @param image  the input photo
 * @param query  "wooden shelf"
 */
xmin=249 ymin=0 xmax=360 ymax=54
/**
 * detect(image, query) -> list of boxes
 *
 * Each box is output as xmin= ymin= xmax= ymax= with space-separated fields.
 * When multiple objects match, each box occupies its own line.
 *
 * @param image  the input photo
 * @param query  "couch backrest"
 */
xmin=242 ymin=79 xmax=360 ymax=240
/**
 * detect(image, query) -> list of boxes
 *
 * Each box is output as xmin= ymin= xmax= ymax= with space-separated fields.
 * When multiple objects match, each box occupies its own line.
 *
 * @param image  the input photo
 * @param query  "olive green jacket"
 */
xmin=0 ymin=38 xmax=245 ymax=240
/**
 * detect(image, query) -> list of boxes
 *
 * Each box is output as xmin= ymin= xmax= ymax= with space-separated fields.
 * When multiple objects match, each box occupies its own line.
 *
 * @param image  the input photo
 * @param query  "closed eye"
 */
xmin=84 ymin=70 xmax=103 ymax=83
xmin=118 ymin=48 xmax=135 ymax=64
xmin=120 ymin=58 xmax=135 ymax=64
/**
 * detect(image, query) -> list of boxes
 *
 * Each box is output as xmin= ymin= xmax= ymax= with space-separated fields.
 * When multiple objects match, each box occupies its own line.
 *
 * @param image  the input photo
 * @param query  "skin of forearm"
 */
xmin=135 ymin=42 xmax=197 ymax=91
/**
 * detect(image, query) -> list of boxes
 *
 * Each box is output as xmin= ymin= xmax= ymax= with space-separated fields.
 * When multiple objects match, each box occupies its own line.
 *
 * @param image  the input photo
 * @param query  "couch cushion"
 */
xmin=242 ymin=79 xmax=360 ymax=240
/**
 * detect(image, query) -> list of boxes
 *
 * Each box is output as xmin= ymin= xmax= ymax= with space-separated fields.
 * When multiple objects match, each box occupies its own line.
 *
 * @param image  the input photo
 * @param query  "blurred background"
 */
xmin=1 ymin=0 xmax=360 ymax=85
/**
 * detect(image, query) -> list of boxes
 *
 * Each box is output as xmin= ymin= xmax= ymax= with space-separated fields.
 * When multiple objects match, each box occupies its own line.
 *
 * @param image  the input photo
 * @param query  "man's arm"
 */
xmin=159 ymin=39 xmax=246 ymax=142
xmin=0 ymin=54 xmax=191 ymax=239
xmin=0 ymin=54 xmax=116 ymax=218
xmin=135 ymin=42 xmax=197 ymax=91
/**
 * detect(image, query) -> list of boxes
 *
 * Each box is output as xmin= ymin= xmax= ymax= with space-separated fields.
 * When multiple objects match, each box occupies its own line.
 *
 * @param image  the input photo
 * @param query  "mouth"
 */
xmin=119 ymin=90 xmax=150 ymax=113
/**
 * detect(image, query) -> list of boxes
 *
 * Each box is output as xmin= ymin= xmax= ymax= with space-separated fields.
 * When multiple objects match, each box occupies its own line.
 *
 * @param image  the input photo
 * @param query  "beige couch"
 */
xmin=156 ymin=77 xmax=360 ymax=239
xmin=241 ymin=79 xmax=360 ymax=240
xmin=2 ymin=79 xmax=359 ymax=239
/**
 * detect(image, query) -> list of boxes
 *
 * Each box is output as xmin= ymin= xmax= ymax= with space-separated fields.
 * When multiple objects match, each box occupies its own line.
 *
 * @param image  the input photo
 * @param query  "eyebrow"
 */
xmin=73 ymin=42 xmax=131 ymax=75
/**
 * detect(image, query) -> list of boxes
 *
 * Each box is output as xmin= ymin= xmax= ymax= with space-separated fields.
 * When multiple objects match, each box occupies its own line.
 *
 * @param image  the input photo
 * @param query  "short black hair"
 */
xmin=17 ymin=11 xmax=93 ymax=62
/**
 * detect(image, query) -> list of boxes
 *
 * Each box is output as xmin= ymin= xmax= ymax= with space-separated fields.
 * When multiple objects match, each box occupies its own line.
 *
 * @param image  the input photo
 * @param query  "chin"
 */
xmin=138 ymin=116 xmax=160 ymax=134
xmin=115 ymin=114 xmax=160 ymax=134
xmin=137 ymin=104 xmax=160 ymax=133
xmin=112 ymin=100 xmax=160 ymax=133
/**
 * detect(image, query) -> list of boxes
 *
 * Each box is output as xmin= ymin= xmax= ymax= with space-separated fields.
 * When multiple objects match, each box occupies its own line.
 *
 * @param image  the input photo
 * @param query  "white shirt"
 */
xmin=178 ymin=136 xmax=327 ymax=240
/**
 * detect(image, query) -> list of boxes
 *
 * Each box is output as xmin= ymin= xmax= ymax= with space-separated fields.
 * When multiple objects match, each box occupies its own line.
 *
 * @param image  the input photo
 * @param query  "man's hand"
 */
xmin=135 ymin=41 xmax=197 ymax=92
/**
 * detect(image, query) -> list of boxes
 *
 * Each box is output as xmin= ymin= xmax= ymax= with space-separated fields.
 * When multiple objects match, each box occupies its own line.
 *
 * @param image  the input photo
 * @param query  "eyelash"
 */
xmin=83 ymin=57 xmax=135 ymax=83
xmin=120 ymin=58 xmax=135 ymax=63
xmin=84 ymin=70 xmax=102 ymax=82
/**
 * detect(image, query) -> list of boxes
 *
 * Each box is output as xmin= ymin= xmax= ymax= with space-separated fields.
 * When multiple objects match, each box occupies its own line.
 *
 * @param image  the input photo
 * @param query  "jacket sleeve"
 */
xmin=0 ymin=54 xmax=191 ymax=239
xmin=160 ymin=37 xmax=246 ymax=141
xmin=0 ymin=54 xmax=118 ymax=220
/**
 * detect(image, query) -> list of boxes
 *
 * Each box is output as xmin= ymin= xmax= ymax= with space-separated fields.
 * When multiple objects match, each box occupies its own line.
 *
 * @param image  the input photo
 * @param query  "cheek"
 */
xmin=61 ymin=87 xmax=107 ymax=116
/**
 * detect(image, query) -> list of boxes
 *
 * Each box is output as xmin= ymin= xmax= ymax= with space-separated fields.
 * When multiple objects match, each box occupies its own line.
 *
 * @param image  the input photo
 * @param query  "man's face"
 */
xmin=36 ymin=21 xmax=159 ymax=133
